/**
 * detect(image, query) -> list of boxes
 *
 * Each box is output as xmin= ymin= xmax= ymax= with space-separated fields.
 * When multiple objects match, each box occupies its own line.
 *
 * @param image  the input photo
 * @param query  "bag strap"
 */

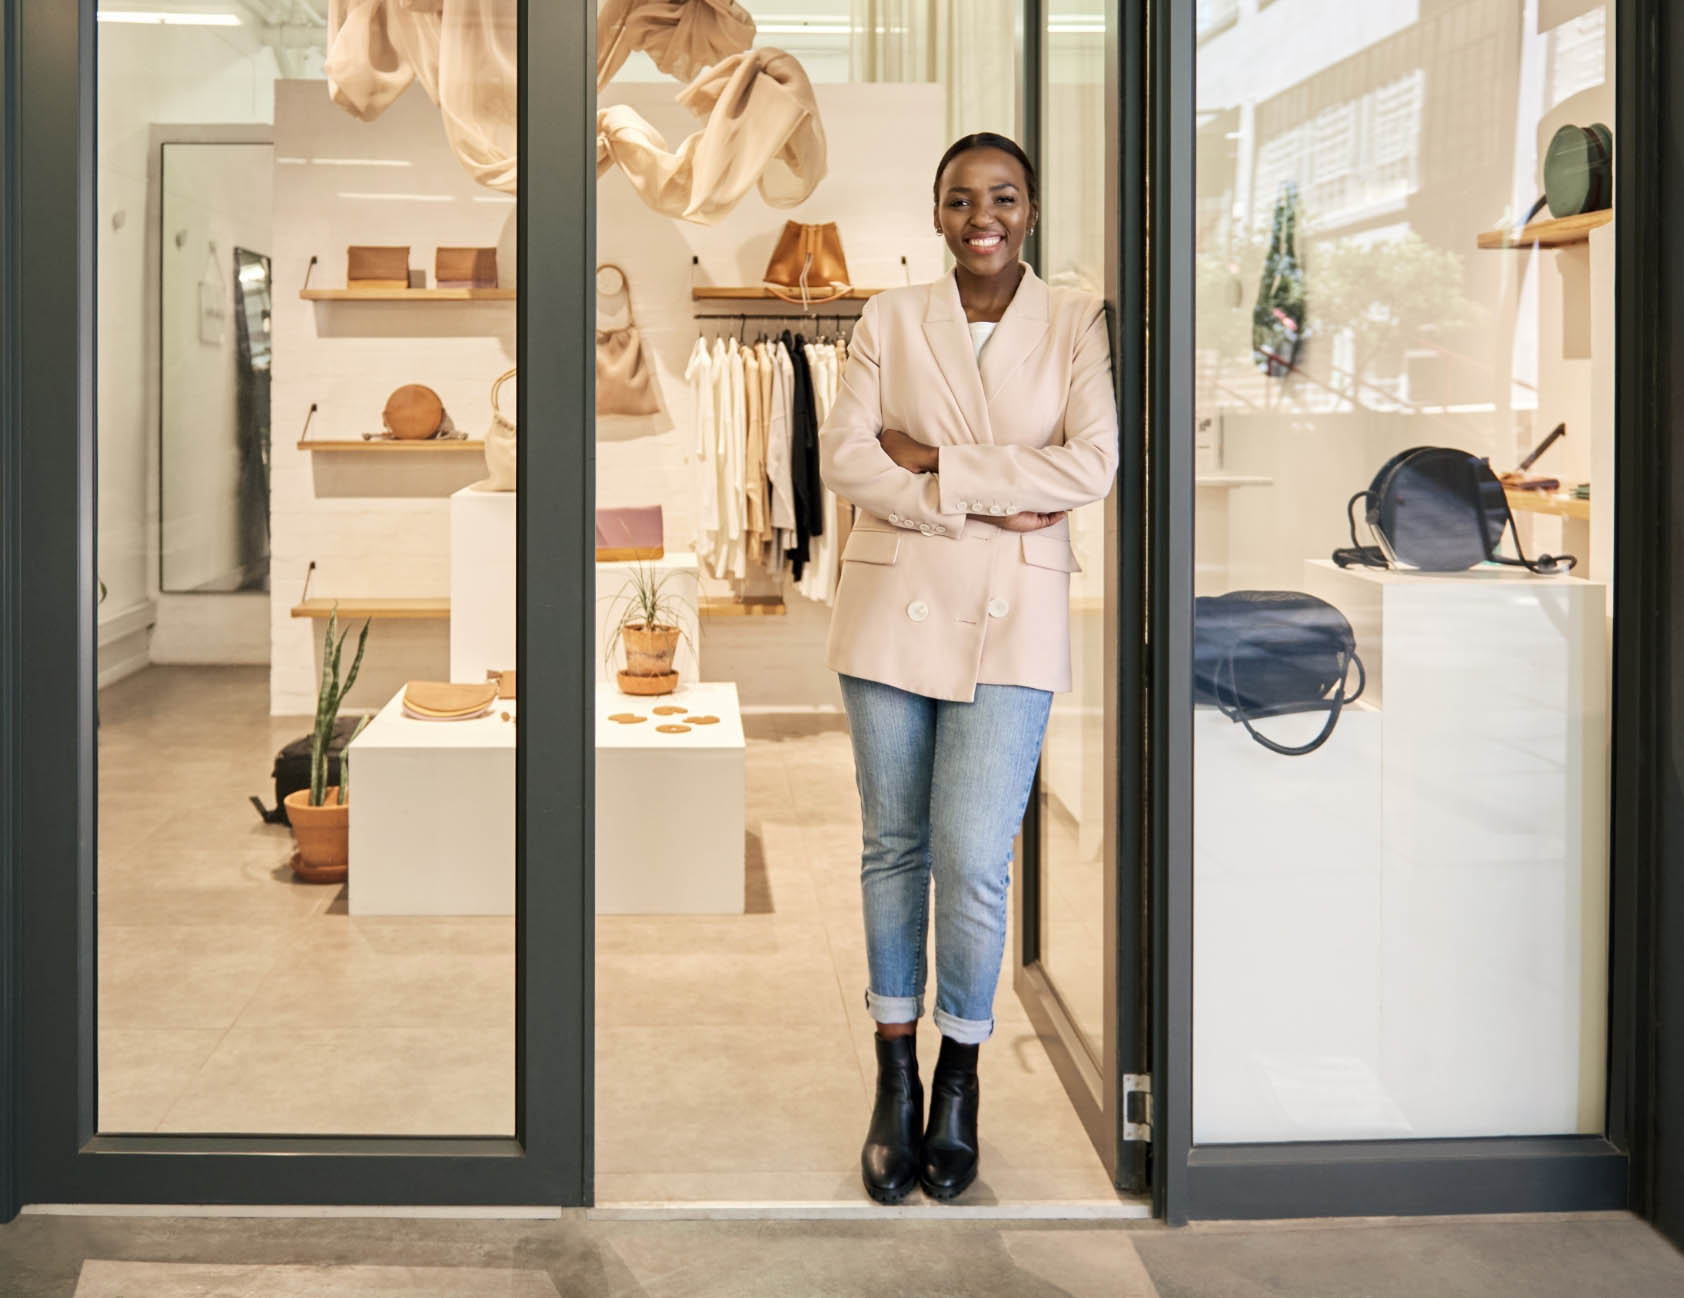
xmin=1218 ymin=649 xmax=1364 ymax=757
xmin=1332 ymin=489 xmax=1388 ymax=568
xmin=597 ymin=262 xmax=637 ymax=325
xmin=490 ymin=366 xmax=516 ymax=419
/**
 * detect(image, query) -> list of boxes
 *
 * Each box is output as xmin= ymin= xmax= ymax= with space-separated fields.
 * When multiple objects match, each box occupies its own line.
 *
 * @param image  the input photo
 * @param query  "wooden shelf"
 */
xmin=1506 ymin=489 xmax=1590 ymax=521
xmin=300 ymin=287 xmax=515 ymax=301
xmin=291 ymin=597 xmax=450 ymax=621
xmin=298 ymin=439 xmax=485 ymax=453
xmin=699 ymin=596 xmax=787 ymax=617
xmin=691 ymin=286 xmax=883 ymax=302
xmin=1477 ymin=210 xmax=1612 ymax=250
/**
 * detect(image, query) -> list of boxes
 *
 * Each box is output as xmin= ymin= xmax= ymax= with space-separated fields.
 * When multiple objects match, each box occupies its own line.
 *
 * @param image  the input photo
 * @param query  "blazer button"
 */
xmin=906 ymin=600 xmax=930 ymax=622
xmin=989 ymin=504 xmax=1006 ymax=516
xmin=987 ymin=598 xmax=1009 ymax=618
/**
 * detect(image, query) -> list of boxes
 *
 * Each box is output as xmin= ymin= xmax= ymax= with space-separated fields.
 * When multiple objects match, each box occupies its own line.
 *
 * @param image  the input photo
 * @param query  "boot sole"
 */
xmin=919 ymin=1164 xmax=978 ymax=1202
xmin=863 ymin=1175 xmax=917 ymax=1206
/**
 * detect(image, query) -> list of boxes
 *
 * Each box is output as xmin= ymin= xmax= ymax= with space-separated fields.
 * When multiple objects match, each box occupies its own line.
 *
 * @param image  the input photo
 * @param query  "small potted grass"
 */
xmin=286 ymin=605 xmax=370 ymax=882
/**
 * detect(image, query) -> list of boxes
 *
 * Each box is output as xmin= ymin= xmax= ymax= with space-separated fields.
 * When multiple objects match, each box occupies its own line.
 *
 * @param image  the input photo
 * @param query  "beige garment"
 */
xmin=326 ymin=0 xmax=518 ymax=193
xmin=740 ymin=343 xmax=768 ymax=548
xmin=597 ymin=0 xmax=756 ymax=89
xmin=596 ymin=47 xmax=827 ymax=224
xmin=818 ymin=263 xmax=1120 ymax=702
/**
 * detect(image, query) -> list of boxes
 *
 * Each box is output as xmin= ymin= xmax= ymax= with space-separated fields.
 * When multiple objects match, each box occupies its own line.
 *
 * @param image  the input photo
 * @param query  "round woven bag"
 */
xmin=382 ymin=384 xmax=446 ymax=440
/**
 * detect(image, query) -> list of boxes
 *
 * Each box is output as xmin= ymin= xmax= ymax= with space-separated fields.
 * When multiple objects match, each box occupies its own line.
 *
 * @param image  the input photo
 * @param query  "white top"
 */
xmin=968 ymin=320 xmax=998 ymax=358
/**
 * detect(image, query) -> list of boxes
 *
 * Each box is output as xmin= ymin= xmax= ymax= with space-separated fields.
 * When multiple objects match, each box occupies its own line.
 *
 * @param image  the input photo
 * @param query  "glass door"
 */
xmin=11 ymin=0 xmax=592 ymax=1206
xmin=1011 ymin=0 xmax=1148 ymax=1192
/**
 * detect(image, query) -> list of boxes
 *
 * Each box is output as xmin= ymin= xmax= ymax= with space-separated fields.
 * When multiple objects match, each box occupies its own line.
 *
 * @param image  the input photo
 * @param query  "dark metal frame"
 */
xmin=1011 ymin=0 xmax=1150 ymax=1195
xmin=0 ymin=0 xmax=594 ymax=1211
xmin=1150 ymin=0 xmax=1654 ymax=1223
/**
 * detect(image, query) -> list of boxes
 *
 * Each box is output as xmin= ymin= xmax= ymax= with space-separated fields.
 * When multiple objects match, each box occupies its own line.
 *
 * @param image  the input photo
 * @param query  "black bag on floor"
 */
xmin=251 ymin=714 xmax=362 ymax=826
xmin=1194 ymin=591 xmax=1366 ymax=757
xmin=1332 ymin=445 xmax=1574 ymax=575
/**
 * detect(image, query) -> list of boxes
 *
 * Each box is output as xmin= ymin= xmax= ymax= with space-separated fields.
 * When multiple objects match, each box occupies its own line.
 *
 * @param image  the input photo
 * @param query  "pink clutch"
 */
xmin=595 ymin=506 xmax=664 ymax=561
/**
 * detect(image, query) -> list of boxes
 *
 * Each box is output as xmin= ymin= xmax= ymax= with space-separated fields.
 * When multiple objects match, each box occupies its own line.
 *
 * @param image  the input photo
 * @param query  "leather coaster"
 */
xmin=656 ymin=723 xmax=691 ymax=734
xmin=608 ymin=713 xmax=647 ymax=724
xmin=653 ymin=705 xmax=688 ymax=715
xmin=688 ymin=715 xmax=720 ymax=725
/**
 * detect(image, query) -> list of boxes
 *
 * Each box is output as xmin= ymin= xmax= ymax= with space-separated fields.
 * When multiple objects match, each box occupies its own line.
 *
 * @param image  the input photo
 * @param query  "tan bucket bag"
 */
xmin=482 ymin=367 xmax=517 ymax=491
xmin=762 ymin=221 xmax=852 ymax=305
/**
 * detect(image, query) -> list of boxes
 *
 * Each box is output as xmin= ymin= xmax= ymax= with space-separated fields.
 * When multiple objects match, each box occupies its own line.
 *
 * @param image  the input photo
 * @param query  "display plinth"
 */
xmin=447 ymin=485 xmax=703 ymax=685
xmin=449 ymin=484 xmax=516 ymax=683
xmin=1195 ymin=561 xmax=1610 ymax=1143
xmin=595 ymin=681 xmax=745 ymax=915
xmin=346 ymin=688 xmax=515 ymax=916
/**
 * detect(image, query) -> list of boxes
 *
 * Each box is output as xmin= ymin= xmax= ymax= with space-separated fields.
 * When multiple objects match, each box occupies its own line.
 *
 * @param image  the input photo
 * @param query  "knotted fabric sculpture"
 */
xmin=596 ymin=0 xmax=756 ymax=89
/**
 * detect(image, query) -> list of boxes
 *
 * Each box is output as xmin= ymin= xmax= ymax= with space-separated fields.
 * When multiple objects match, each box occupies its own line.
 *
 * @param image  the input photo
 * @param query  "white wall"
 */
xmin=97 ymin=22 xmax=282 ymax=678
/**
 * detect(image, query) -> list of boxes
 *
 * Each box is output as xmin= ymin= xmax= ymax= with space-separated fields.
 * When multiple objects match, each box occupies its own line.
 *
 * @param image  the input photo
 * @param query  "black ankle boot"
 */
xmin=920 ymin=1036 xmax=980 ymax=1200
xmin=861 ymin=1031 xmax=923 ymax=1205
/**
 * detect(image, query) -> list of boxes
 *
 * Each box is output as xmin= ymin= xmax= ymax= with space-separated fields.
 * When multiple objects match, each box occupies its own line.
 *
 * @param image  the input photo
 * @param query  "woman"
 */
xmin=818 ymin=132 xmax=1120 ymax=1203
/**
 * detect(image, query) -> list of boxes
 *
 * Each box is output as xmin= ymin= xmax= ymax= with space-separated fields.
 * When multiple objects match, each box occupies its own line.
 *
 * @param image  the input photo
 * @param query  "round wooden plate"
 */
xmin=688 ymin=715 xmax=720 ymax=725
xmin=656 ymin=724 xmax=691 ymax=734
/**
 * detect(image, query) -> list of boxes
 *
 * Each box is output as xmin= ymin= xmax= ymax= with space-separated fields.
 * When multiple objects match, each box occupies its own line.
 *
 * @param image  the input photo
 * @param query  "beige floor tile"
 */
xmin=336 ymin=915 xmax=515 ymax=957
xmin=595 ymin=929 xmax=850 ymax=1030
xmin=74 ymin=1260 xmax=562 ymax=1298
xmin=594 ymin=1170 xmax=864 ymax=1204
xmin=595 ymin=1023 xmax=867 ymax=1174
xmin=98 ymin=924 xmax=289 ymax=1031
xmin=96 ymin=1028 xmax=227 ymax=1134
xmin=97 ymin=880 xmax=331 ymax=928
xmin=232 ymin=939 xmax=514 ymax=1032
xmin=158 ymin=1025 xmax=515 ymax=1136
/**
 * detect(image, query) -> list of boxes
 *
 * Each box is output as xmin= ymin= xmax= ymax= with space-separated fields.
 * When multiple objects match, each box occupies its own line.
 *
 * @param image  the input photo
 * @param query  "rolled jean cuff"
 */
xmin=865 ymin=989 xmax=924 ymax=1024
xmin=933 ymin=1007 xmax=994 ymax=1045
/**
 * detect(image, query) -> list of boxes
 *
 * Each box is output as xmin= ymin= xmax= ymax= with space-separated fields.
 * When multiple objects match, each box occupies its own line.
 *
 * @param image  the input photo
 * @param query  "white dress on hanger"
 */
xmin=685 ymin=335 xmax=718 ymax=568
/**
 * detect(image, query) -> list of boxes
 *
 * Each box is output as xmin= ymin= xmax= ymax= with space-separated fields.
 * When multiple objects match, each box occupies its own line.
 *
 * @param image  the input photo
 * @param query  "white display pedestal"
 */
xmin=347 ymin=688 xmax=515 ymax=916
xmin=1195 ymin=561 xmax=1610 ymax=1143
xmin=596 ymin=681 xmax=744 ymax=915
xmin=595 ymin=553 xmax=701 ymax=685
xmin=447 ymin=485 xmax=702 ymax=684
xmin=450 ymin=484 xmax=516 ymax=683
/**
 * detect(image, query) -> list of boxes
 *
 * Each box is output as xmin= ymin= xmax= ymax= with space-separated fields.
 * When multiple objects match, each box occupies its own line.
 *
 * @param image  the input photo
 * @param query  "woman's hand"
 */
xmin=879 ymin=427 xmax=939 ymax=474
xmin=983 ymin=510 xmax=1068 ymax=533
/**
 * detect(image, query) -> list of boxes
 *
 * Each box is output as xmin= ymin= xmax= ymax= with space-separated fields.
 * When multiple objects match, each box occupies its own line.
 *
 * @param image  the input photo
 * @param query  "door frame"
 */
xmin=1150 ymin=0 xmax=1656 ymax=1223
xmin=1011 ymin=0 xmax=1149 ymax=1195
xmin=0 ymin=0 xmax=595 ymax=1211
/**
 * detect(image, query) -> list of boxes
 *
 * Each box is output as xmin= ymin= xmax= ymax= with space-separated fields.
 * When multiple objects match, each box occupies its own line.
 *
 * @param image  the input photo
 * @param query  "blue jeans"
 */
xmin=838 ymin=674 xmax=1053 ymax=1045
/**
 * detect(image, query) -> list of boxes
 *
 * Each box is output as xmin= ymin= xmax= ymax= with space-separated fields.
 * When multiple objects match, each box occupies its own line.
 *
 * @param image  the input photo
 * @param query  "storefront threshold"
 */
xmin=22 ymin=1205 xmax=564 ymax=1221
xmin=587 ymin=1198 xmax=1151 ymax=1222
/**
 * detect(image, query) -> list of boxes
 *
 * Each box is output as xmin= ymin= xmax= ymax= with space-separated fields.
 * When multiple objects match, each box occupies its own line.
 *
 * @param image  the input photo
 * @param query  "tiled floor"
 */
xmin=95 ymin=666 xmax=1120 ymax=1207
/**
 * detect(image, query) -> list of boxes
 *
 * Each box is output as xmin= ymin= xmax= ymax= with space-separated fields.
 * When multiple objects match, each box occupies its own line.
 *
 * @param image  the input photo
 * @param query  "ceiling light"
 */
xmin=337 ymin=192 xmax=456 ymax=203
xmin=98 ymin=10 xmax=245 ymax=25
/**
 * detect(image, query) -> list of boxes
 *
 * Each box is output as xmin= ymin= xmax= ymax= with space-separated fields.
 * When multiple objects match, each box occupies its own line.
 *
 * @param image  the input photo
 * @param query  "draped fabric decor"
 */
xmin=324 ymin=0 xmax=827 ymax=222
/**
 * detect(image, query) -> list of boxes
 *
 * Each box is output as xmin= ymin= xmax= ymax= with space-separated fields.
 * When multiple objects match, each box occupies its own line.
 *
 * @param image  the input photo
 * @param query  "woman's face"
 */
xmin=934 ymin=147 xmax=1037 ymax=278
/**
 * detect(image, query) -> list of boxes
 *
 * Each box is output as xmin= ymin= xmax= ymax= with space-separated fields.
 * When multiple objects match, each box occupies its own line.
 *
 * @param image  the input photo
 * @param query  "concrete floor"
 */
xmin=1 ymin=1210 xmax=1681 ymax=1297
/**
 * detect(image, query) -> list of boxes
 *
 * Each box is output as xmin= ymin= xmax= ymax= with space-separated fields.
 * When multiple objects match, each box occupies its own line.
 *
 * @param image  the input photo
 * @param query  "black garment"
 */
xmin=782 ymin=330 xmax=822 ymax=579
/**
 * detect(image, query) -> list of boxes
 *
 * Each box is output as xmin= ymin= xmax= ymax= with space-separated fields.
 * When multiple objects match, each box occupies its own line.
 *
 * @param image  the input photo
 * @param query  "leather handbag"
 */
xmin=596 ymin=263 xmax=661 ymax=416
xmin=347 ymin=245 xmax=410 ymax=290
xmin=402 ymin=680 xmax=498 ymax=721
xmin=763 ymin=220 xmax=852 ymax=305
xmin=482 ymin=367 xmax=517 ymax=491
xmin=1512 ymin=122 xmax=1612 ymax=232
xmin=435 ymin=246 xmax=499 ymax=288
xmin=1194 ymin=591 xmax=1366 ymax=757
xmin=1332 ymin=446 xmax=1575 ymax=575
xmin=382 ymin=384 xmax=453 ymax=440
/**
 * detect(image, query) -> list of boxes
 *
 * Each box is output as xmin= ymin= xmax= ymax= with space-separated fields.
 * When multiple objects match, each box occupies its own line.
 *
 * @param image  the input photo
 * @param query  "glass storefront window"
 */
xmin=1192 ymin=0 xmax=1614 ymax=1143
xmin=96 ymin=5 xmax=518 ymax=1136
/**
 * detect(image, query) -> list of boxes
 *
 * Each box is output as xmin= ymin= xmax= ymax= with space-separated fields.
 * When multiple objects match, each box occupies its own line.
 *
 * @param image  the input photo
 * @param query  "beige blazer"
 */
xmin=818 ymin=264 xmax=1119 ymax=702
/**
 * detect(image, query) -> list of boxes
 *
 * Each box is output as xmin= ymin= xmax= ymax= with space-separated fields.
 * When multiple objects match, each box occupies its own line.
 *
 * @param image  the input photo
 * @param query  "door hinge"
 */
xmin=1124 ymin=1073 xmax=1153 ymax=1142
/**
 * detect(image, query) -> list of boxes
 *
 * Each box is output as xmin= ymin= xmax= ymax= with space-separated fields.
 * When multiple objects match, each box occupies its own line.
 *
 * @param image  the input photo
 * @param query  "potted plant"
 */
xmin=285 ymin=605 xmax=370 ymax=882
xmin=603 ymin=560 xmax=692 ymax=696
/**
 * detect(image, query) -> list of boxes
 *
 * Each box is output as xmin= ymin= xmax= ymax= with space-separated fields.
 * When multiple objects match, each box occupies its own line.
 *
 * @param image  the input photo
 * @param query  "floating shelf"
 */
xmin=300 ymin=287 xmax=515 ymax=301
xmin=298 ymin=439 xmax=485 ymax=453
xmin=1506 ymin=489 xmax=1590 ymax=521
xmin=291 ymin=597 xmax=450 ymax=621
xmin=691 ymin=286 xmax=883 ymax=301
xmin=1476 ymin=210 xmax=1612 ymax=250
xmin=699 ymin=596 xmax=787 ymax=617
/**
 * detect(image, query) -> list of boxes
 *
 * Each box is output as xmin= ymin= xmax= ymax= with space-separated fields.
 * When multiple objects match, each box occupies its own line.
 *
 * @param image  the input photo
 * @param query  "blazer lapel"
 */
xmin=921 ymin=271 xmax=994 ymax=444
xmin=979 ymin=263 xmax=1050 ymax=405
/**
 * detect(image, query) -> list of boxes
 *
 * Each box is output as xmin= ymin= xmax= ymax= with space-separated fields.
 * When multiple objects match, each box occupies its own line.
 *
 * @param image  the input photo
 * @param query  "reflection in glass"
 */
xmin=1192 ymin=0 xmax=1614 ymax=1143
xmin=1036 ymin=0 xmax=1109 ymax=1056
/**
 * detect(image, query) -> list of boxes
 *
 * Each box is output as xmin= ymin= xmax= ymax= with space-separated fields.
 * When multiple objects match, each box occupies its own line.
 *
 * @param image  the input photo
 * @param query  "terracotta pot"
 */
xmin=622 ymin=623 xmax=680 ymax=678
xmin=617 ymin=669 xmax=679 ymax=696
xmin=285 ymin=787 xmax=349 ymax=882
